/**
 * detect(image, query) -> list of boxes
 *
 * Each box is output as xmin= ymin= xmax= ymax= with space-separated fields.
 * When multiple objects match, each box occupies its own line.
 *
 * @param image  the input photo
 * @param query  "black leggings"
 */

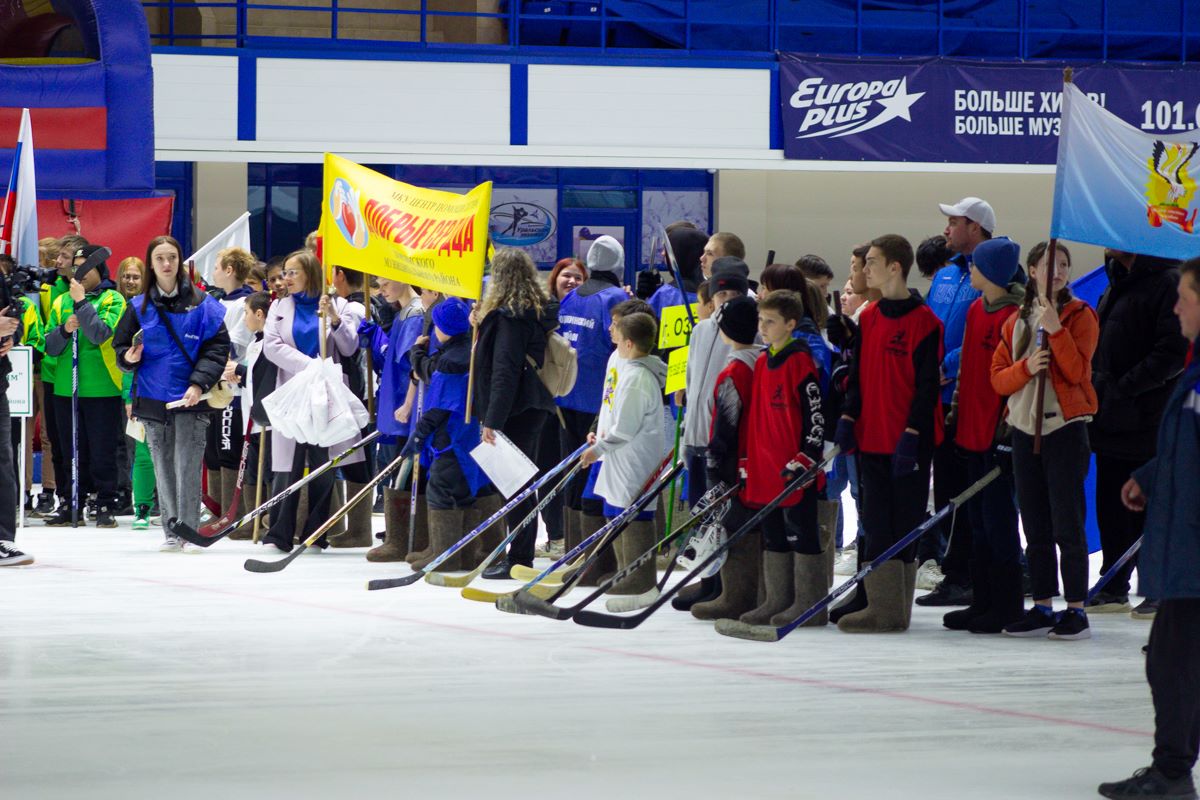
xmin=858 ymin=451 xmax=932 ymax=563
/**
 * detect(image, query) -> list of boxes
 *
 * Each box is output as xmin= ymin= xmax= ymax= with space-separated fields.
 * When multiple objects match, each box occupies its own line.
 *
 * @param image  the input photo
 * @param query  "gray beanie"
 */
xmin=586 ymin=235 xmax=625 ymax=274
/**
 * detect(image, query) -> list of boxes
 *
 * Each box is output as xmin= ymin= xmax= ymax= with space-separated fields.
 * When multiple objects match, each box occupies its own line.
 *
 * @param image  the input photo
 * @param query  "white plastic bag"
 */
xmin=262 ymin=358 xmax=369 ymax=447
xmin=261 ymin=359 xmax=318 ymax=441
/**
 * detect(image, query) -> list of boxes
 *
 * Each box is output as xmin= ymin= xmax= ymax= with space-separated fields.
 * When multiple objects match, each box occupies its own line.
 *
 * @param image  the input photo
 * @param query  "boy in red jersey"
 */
xmin=943 ymin=237 xmax=1026 ymax=634
xmin=834 ymin=234 xmax=944 ymax=633
xmin=713 ymin=290 xmax=827 ymax=635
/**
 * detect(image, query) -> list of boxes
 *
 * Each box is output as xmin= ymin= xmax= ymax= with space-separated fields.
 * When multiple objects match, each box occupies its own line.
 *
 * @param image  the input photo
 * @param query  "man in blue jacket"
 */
xmin=916 ymin=197 xmax=992 ymax=607
xmin=1099 ymin=257 xmax=1200 ymax=800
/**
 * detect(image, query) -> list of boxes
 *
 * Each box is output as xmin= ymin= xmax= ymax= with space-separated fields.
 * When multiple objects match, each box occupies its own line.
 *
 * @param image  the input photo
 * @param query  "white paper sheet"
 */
xmin=470 ymin=431 xmax=538 ymax=498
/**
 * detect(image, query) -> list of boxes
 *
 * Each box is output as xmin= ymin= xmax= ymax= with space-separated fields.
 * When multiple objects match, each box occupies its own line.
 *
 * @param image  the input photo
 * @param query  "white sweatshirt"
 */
xmin=594 ymin=353 xmax=668 ymax=508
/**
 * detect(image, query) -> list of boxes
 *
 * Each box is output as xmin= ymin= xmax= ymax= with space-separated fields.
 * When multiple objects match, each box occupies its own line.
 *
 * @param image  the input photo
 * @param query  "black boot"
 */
xmin=672 ymin=574 xmax=721 ymax=611
xmin=968 ymin=561 xmax=1025 ymax=634
xmin=943 ymin=558 xmax=990 ymax=630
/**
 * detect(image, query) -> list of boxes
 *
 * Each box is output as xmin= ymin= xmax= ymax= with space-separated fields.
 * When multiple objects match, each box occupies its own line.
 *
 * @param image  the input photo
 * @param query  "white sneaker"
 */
xmin=915 ymin=559 xmax=944 ymax=591
xmin=0 ymin=541 xmax=34 ymax=566
xmin=834 ymin=549 xmax=858 ymax=576
xmin=535 ymin=539 xmax=566 ymax=559
xmin=159 ymin=537 xmax=184 ymax=553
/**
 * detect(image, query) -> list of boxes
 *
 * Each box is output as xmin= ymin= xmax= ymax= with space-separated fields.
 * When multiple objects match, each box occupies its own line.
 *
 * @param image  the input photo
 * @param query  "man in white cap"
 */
xmin=915 ymin=197 xmax=996 ymax=609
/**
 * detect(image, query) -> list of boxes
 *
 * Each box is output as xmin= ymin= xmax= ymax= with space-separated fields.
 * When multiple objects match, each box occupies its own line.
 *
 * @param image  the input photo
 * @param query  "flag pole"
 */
xmin=1033 ymin=67 xmax=1072 ymax=456
xmin=364 ymin=276 xmax=375 ymax=421
xmin=465 ymin=238 xmax=489 ymax=424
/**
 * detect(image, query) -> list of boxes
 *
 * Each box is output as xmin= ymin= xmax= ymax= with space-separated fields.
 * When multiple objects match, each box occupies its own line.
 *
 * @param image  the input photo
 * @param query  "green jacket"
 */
xmin=44 ymin=287 xmax=126 ymax=398
xmin=39 ymin=277 xmax=70 ymax=383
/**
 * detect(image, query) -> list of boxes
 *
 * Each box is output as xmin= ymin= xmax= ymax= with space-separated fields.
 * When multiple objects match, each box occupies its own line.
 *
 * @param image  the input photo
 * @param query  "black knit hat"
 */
xmin=717 ymin=295 xmax=758 ymax=345
xmin=73 ymin=245 xmax=111 ymax=282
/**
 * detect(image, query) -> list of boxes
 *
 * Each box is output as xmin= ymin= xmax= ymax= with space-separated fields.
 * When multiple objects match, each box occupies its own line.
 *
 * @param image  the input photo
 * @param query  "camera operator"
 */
xmin=0 ymin=257 xmax=29 ymax=565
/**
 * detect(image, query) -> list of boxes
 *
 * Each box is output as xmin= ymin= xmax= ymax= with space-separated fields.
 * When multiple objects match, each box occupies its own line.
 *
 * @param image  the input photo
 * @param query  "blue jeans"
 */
xmin=825 ymin=453 xmax=850 ymax=549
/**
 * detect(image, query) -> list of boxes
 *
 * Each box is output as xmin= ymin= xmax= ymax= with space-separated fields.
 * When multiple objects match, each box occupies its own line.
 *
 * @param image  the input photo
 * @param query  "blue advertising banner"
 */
xmin=780 ymin=55 xmax=1200 ymax=165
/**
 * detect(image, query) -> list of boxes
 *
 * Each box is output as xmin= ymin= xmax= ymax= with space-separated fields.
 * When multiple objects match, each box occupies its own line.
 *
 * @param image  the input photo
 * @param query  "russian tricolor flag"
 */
xmin=0 ymin=108 xmax=38 ymax=268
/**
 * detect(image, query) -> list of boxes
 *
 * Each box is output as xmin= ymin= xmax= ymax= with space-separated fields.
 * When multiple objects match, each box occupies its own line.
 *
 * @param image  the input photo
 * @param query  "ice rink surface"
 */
xmin=3 ymin=518 xmax=1157 ymax=800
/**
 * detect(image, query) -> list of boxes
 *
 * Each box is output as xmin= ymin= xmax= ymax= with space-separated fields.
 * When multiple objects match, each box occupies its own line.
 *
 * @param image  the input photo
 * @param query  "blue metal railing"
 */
xmin=142 ymin=0 xmax=1199 ymax=62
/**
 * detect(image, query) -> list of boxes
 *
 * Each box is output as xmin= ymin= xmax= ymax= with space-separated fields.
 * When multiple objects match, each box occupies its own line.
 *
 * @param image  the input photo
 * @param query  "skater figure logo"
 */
xmin=885 ymin=329 xmax=908 ymax=357
xmin=1146 ymin=141 xmax=1199 ymax=235
xmin=329 ymin=177 xmax=369 ymax=249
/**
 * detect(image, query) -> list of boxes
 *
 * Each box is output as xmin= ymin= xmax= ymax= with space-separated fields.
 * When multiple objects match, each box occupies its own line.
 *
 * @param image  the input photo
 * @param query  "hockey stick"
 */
xmin=366 ymin=442 xmax=589 ymax=591
xmin=510 ymin=482 xmax=740 ymax=620
xmin=244 ymin=450 xmax=409 ymax=573
xmin=168 ymin=430 xmax=384 ymax=546
xmin=252 ymin=429 xmax=268 ymax=544
xmin=70 ymin=331 xmax=79 ymax=528
xmin=407 ymin=381 xmax=425 ymax=554
xmin=201 ymin=466 xmax=221 ymax=517
xmin=424 ymin=460 xmax=584 ymax=589
xmin=469 ymin=458 xmax=685 ymax=607
xmin=464 ymin=453 xmax=678 ymax=602
xmin=573 ymin=449 xmax=839 ymax=630
xmin=717 ymin=466 xmax=1001 ymax=642
xmin=198 ymin=413 xmax=255 ymax=537
xmin=505 ymin=451 xmax=681 ymax=586
xmin=1086 ymin=535 xmax=1142 ymax=603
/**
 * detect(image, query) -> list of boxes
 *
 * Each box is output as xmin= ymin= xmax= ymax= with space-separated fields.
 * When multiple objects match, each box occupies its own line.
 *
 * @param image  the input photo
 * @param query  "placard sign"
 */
xmin=6 ymin=345 xmax=32 ymax=418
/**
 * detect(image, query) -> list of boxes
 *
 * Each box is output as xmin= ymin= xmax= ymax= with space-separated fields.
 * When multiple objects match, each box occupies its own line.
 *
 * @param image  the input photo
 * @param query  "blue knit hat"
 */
xmin=432 ymin=297 xmax=471 ymax=337
xmin=972 ymin=237 xmax=1021 ymax=288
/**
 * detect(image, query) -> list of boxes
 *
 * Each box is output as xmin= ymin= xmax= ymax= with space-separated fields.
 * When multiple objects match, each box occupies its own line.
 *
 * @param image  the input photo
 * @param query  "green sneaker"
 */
xmin=133 ymin=504 xmax=151 ymax=531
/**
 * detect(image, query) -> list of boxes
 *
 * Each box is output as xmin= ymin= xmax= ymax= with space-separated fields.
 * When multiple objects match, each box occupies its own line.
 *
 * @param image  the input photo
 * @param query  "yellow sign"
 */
xmin=665 ymin=346 xmax=688 ymax=395
xmin=658 ymin=303 xmax=696 ymax=350
xmin=320 ymin=153 xmax=492 ymax=299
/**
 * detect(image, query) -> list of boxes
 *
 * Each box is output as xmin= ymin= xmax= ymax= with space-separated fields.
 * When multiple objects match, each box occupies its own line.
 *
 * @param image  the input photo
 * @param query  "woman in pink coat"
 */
xmin=260 ymin=249 xmax=363 ymax=553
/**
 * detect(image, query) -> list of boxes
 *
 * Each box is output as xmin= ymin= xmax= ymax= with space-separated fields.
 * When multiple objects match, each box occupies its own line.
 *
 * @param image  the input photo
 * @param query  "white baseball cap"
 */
xmin=938 ymin=197 xmax=996 ymax=234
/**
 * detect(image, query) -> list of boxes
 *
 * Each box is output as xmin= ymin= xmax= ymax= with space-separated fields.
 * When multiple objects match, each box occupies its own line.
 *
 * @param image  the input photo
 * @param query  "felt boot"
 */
xmin=575 ymin=514 xmax=616 ymax=587
xmin=607 ymin=520 xmax=656 ymax=595
xmin=367 ymin=489 xmax=409 ymax=562
xmin=818 ymin=500 xmax=839 ymax=592
xmin=403 ymin=495 xmax=434 ymax=566
xmin=967 ymin=561 xmax=1025 ymax=634
xmin=830 ymin=538 xmax=869 ymax=624
xmin=463 ymin=494 xmax=504 ymax=566
xmin=738 ymin=550 xmax=795 ymax=625
xmin=837 ymin=560 xmax=909 ymax=633
xmin=902 ymin=559 xmax=917 ymax=629
xmin=770 ymin=552 xmax=829 ymax=627
xmin=943 ymin=559 xmax=990 ymax=630
xmin=563 ymin=509 xmax=582 ymax=553
xmin=205 ymin=468 xmax=221 ymax=516
xmin=225 ymin=467 xmax=255 ymax=540
xmin=409 ymin=507 xmax=465 ymax=572
xmin=691 ymin=534 xmax=762 ymax=621
xmin=329 ymin=481 xmax=374 ymax=547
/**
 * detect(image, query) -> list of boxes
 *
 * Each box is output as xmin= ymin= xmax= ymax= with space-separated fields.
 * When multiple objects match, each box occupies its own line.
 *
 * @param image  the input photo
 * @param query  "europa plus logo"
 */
xmin=789 ymin=76 xmax=925 ymax=139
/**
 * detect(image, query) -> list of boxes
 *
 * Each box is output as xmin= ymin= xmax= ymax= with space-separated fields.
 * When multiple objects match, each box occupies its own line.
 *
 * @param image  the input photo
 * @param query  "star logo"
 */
xmin=797 ymin=78 xmax=926 ymax=140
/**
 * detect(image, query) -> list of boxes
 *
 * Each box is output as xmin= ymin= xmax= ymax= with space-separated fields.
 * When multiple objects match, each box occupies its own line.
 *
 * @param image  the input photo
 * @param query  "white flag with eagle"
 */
xmin=1051 ymin=82 xmax=1200 ymax=260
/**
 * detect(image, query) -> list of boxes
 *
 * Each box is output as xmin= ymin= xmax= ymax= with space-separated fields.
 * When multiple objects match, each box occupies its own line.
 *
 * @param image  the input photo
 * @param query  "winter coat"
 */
xmin=112 ymin=280 xmax=231 ymax=423
xmin=412 ymin=331 xmax=488 ymax=496
xmin=594 ymin=353 xmax=668 ymax=508
xmin=37 ymin=276 xmax=69 ymax=384
xmin=44 ymin=283 xmax=126 ymax=398
xmin=1090 ymin=255 xmax=1190 ymax=460
xmin=557 ymin=272 xmax=627 ymax=414
xmin=219 ymin=285 xmax=255 ymax=359
xmin=263 ymin=294 xmax=363 ymax=470
xmin=706 ymin=347 xmax=760 ymax=488
xmin=1132 ymin=358 xmax=1200 ymax=599
xmin=991 ymin=298 xmax=1098 ymax=436
xmin=472 ymin=300 xmax=558 ymax=430
xmin=926 ymin=255 xmax=982 ymax=405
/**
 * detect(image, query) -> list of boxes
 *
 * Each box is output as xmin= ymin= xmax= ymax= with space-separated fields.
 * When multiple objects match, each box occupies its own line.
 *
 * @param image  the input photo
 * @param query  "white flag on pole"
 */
xmin=1 ymin=108 xmax=39 ymax=268
xmin=186 ymin=211 xmax=252 ymax=284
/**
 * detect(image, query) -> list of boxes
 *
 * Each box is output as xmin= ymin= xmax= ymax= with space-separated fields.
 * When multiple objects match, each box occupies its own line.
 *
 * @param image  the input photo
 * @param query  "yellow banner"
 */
xmin=657 ymin=303 xmax=696 ymax=350
xmin=320 ymin=153 xmax=492 ymax=299
xmin=665 ymin=345 xmax=689 ymax=395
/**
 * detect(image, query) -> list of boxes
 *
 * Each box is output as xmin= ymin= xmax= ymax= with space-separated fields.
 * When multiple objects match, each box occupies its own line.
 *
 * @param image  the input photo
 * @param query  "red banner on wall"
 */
xmin=34 ymin=196 xmax=173 ymax=267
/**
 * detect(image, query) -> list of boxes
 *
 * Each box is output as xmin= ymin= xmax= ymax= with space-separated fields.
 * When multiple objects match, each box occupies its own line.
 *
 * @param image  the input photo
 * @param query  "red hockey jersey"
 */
xmin=955 ymin=297 xmax=1019 ymax=452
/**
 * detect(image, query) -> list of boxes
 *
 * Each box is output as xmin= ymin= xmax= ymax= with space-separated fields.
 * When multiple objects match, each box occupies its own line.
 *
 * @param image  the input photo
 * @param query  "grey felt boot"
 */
xmin=837 ymin=560 xmax=909 ymax=633
xmin=691 ymin=534 xmax=762 ymax=621
xmin=738 ymin=550 xmax=795 ymax=626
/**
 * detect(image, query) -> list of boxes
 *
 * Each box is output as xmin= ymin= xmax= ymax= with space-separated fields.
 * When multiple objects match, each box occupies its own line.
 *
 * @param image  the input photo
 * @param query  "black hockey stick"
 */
xmin=480 ymin=458 xmax=686 ymax=608
xmin=366 ymin=443 xmax=589 ymax=591
xmin=244 ymin=450 xmax=409 ymax=573
xmin=198 ymin=413 xmax=255 ymax=537
xmin=718 ymin=466 xmax=1000 ymax=642
xmin=573 ymin=449 xmax=838 ymax=630
xmin=168 ymin=430 xmax=384 ymax=547
xmin=510 ymin=482 xmax=740 ymax=620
